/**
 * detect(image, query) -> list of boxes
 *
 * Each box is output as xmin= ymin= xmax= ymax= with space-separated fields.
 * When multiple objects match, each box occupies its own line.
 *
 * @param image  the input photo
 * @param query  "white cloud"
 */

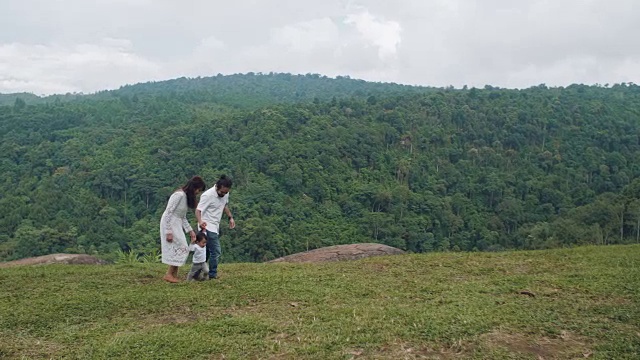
xmin=344 ymin=10 xmax=402 ymax=60
xmin=0 ymin=39 xmax=162 ymax=95
xmin=173 ymin=36 xmax=227 ymax=77
xmin=174 ymin=13 xmax=401 ymax=82
xmin=271 ymin=18 xmax=340 ymax=54
xmin=0 ymin=0 xmax=639 ymax=94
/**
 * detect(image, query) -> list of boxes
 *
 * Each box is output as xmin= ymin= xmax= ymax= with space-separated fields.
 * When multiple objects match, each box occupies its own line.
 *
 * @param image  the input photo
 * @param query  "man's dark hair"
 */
xmin=216 ymin=174 xmax=233 ymax=189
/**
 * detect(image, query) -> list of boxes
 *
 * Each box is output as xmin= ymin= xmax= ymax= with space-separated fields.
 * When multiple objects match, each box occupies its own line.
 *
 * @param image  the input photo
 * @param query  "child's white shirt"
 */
xmin=189 ymin=244 xmax=207 ymax=263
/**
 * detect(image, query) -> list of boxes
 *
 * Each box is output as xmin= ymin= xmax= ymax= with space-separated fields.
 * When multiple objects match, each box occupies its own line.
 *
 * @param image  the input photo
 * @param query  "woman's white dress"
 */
xmin=160 ymin=190 xmax=193 ymax=266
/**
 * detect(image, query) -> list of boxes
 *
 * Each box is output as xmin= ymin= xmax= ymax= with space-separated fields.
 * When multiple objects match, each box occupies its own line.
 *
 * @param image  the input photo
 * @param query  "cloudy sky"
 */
xmin=1 ymin=0 xmax=639 ymax=95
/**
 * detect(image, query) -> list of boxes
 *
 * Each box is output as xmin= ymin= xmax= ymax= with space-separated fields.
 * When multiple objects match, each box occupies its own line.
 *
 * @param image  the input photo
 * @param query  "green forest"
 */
xmin=1 ymin=73 xmax=640 ymax=262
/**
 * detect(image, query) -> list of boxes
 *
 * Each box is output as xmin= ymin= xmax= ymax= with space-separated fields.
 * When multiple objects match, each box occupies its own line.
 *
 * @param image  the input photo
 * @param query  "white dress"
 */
xmin=160 ymin=190 xmax=193 ymax=266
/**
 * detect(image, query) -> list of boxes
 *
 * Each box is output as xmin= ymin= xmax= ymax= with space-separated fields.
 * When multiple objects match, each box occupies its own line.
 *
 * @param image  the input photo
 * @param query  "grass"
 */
xmin=0 ymin=245 xmax=639 ymax=359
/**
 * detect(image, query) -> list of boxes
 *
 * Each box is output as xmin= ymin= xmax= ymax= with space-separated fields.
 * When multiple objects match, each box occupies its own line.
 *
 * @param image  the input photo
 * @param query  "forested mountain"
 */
xmin=0 ymin=93 xmax=45 ymax=107
xmin=0 ymin=73 xmax=425 ymax=108
xmin=1 ymin=74 xmax=640 ymax=262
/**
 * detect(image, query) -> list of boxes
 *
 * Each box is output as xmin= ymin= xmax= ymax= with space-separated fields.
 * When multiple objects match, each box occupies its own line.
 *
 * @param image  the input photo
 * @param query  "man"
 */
xmin=196 ymin=175 xmax=236 ymax=279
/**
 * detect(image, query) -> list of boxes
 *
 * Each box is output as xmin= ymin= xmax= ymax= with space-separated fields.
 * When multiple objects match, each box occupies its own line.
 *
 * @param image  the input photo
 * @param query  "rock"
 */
xmin=0 ymin=254 xmax=107 ymax=268
xmin=268 ymin=243 xmax=405 ymax=263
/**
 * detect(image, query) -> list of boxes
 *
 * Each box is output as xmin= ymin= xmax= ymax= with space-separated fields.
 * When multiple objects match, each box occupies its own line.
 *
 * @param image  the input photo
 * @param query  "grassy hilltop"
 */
xmin=1 ymin=245 xmax=639 ymax=359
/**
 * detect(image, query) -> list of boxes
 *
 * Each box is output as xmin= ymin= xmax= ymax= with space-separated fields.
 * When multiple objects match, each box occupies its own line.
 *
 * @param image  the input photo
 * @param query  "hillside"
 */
xmin=0 ymin=73 xmax=426 ymax=108
xmin=0 ymin=246 xmax=638 ymax=359
xmin=1 ymin=75 xmax=640 ymax=262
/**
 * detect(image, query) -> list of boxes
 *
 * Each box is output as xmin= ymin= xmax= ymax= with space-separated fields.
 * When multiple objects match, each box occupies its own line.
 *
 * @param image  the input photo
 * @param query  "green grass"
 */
xmin=1 ymin=245 xmax=639 ymax=359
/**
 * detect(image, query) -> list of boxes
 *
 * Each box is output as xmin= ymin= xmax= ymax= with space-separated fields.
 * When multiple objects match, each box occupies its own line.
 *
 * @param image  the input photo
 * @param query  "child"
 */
xmin=186 ymin=232 xmax=209 ymax=281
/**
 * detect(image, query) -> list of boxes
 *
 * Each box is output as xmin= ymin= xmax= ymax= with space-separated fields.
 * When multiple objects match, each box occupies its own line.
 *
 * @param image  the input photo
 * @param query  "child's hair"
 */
xmin=196 ymin=232 xmax=207 ymax=244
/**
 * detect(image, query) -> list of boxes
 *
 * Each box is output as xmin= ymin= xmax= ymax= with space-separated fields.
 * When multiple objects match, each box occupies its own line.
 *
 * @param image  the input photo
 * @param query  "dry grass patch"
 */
xmin=0 ymin=331 xmax=63 ymax=359
xmin=480 ymin=329 xmax=592 ymax=359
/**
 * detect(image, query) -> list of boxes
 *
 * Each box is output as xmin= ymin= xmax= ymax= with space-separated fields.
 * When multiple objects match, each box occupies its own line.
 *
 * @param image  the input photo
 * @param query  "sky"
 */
xmin=1 ymin=0 xmax=639 ymax=95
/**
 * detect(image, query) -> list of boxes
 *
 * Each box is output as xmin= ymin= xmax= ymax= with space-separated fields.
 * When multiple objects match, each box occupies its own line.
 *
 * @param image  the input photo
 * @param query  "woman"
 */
xmin=160 ymin=176 xmax=206 ymax=283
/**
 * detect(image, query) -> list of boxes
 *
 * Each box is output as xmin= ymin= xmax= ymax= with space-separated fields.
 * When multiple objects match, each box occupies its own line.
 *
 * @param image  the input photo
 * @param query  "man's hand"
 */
xmin=229 ymin=218 xmax=236 ymax=229
xmin=166 ymin=232 xmax=173 ymax=242
xmin=199 ymin=221 xmax=207 ymax=231
xmin=189 ymin=230 xmax=196 ymax=242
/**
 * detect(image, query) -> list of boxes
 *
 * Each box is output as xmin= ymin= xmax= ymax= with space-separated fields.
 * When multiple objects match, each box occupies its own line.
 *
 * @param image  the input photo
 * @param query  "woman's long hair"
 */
xmin=182 ymin=176 xmax=206 ymax=209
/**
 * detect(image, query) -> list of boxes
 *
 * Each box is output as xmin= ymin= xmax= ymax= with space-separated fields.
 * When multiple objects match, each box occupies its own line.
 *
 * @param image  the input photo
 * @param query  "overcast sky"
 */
xmin=1 ymin=0 xmax=639 ymax=95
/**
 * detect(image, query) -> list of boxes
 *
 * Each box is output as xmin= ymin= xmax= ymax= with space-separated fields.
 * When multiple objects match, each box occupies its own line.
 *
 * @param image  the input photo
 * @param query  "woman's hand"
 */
xmin=166 ymin=232 xmax=173 ymax=242
xmin=189 ymin=230 xmax=196 ymax=242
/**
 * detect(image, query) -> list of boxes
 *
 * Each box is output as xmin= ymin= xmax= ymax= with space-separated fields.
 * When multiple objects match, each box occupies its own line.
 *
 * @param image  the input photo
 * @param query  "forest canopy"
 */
xmin=1 ymin=73 xmax=639 ymax=262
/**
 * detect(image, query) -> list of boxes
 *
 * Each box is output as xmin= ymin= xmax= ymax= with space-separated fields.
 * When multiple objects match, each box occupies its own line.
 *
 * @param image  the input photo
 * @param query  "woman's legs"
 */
xmin=163 ymin=266 xmax=179 ymax=283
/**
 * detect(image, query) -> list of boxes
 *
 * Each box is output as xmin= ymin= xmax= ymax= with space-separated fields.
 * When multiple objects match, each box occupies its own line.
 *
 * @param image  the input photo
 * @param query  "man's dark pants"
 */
xmin=205 ymin=230 xmax=221 ymax=279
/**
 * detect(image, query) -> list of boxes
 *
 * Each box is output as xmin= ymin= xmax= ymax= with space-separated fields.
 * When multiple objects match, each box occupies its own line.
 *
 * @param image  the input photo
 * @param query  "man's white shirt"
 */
xmin=197 ymin=185 xmax=229 ymax=234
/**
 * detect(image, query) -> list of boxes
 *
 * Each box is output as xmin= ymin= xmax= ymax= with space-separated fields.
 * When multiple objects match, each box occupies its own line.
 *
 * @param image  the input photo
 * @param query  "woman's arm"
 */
xmin=161 ymin=191 xmax=183 ymax=240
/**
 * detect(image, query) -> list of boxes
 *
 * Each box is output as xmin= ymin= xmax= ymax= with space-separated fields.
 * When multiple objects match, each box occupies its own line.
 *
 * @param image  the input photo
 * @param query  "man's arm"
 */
xmin=196 ymin=192 xmax=211 ymax=231
xmin=224 ymin=205 xmax=236 ymax=229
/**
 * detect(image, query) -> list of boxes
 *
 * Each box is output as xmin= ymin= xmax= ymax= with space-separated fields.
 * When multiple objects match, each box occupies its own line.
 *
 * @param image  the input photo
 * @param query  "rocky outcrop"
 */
xmin=268 ymin=243 xmax=405 ymax=263
xmin=0 ymin=254 xmax=107 ymax=268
